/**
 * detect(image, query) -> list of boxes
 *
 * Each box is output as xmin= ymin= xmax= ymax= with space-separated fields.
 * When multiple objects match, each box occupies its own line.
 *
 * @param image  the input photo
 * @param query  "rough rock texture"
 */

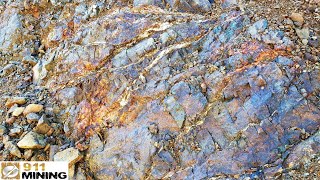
xmin=0 ymin=3 xmax=22 ymax=51
xmin=0 ymin=0 xmax=319 ymax=179
xmin=54 ymin=147 xmax=82 ymax=166
xmin=17 ymin=131 xmax=46 ymax=149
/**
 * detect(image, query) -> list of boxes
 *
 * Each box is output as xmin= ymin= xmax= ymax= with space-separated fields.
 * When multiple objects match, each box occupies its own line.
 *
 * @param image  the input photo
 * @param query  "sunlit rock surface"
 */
xmin=0 ymin=0 xmax=319 ymax=179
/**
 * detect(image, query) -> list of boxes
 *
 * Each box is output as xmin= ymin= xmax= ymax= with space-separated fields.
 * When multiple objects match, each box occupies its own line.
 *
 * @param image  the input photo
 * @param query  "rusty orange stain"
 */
xmin=255 ymin=49 xmax=287 ymax=62
xmin=30 ymin=6 xmax=40 ymax=18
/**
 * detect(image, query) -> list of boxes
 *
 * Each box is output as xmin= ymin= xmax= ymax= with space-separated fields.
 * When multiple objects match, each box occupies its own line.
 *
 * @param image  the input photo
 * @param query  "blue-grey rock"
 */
xmin=1 ymin=2 xmax=316 ymax=179
xmin=168 ymin=0 xmax=212 ymax=13
xmin=262 ymin=30 xmax=285 ymax=44
xmin=276 ymin=56 xmax=294 ymax=66
xmin=0 ymin=6 xmax=22 ymax=51
xmin=164 ymin=96 xmax=186 ymax=128
xmin=248 ymin=19 xmax=268 ymax=40
xmin=221 ymin=0 xmax=238 ymax=8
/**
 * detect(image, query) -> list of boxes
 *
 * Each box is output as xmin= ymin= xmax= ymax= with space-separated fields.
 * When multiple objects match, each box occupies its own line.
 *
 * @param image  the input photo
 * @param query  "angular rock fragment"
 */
xmin=296 ymin=28 xmax=309 ymax=40
xmin=5 ymin=141 xmax=22 ymax=158
xmin=164 ymin=96 xmax=186 ymax=128
xmin=170 ymin=0 xmax=213 ymax=13
xmin=170 ymin=81 xmax=207 ymax=117
xmin=0 ymin=64 xmax=16 ymax=77
xmin=248 ymin=19 xmax=268 ymax=40
xmin=0 ymin=125 xmax=7 ymax=136
xmin=5 ymin=117 xmax=15 ymax=124
xmin=34 ymin=115 xmax=51 ymax=134
xmin=17 ymin=131 xmax=46 ymax=149
xmin=9 ymin=126 xmax=23 ymax=137
xmin=49 ymin=145 xmax=59 ymax=161
xmin=133 ymin=0 xmax=162 ymax=6
xmin=57 ymin=87 xmax=82 ymax=106
xmin=54 ymin=148 xmax=82 ymax=167
xmin=24 ymin=149 xmax=33 ymax=160
xmin=87 ymin=118 xmax=157 ymax=179
xmin=26 ymin=113 xmax=40 ymax=123
xmin=221 ymin=0 xmax=238 ymax=8
xmin=12 ymin=107 xmax=25 ymax=117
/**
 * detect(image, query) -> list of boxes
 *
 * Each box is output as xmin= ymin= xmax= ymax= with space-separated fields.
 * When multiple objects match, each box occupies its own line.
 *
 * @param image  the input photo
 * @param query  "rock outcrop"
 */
xmin=0 ymin=0 xmax=319 ymax=179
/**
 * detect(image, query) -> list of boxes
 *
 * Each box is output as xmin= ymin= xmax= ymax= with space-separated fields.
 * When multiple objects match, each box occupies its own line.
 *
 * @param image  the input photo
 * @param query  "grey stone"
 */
xmin=221 ymin=0 xmax=237 ymax=8
xmin=168 ymin=0 xmax=212 ymax=13
xmin=276 ymin=56 xmax=294 ymax=66
xmin=133 ymin=0 xmax=158 ymax=6
xmin=262 ymin=30 xmax=285 ymax=44
xmin=0 ymin=6 xmax=22 ymax=51
xmin=248 ymin=19 xmax=268 ymax=40
xmin=58 ymin=87 xmax=82 ymax=106
xmin=295 ymin=28 xmax=309 ymax=40
xmin=5 ymin=141 xmax=22 ymax=158
xmin=26 ymin=113 xmax=40 ymax=123
xmin=9 ymin=126 xmax=23 ymax=137
xmin=0 ymin=125 xmax=7 ymax=136
xmin=164 ymin=96 xmax=186 ymax=128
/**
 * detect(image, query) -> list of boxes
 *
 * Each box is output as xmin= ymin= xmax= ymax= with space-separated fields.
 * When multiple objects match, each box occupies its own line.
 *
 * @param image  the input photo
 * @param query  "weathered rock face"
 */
xmin=87 ymin=121 xmax=157 ymax=179
xmin=43 ymin=5 xmax=319 ymax=178
xmin=284 ymin=131 xmax=320 ymax=169
xmin=133 ymin=0 xmax=213 ymax=13
xmin=0 ymin=4 xmax=22 ymax=51
xmin=0 ymin=0 xmax=319 ymax=179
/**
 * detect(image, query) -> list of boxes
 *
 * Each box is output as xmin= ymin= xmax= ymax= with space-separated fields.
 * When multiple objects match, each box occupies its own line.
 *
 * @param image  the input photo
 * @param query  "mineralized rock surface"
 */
xmin=0 ymin=0 xmax=319 ymax=179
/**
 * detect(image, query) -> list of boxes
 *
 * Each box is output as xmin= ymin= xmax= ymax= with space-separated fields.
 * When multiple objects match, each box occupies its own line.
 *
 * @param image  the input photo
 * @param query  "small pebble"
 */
xmin=6 ymin=117 xmax=15 ymax=124
xmin=5 ymin=97 xmax=26 ymax=108
xmin=290 ymin=13 xmax=304 ymax=25
xmin=12 ymin=107 xmax=25 ymax=117
xmin=23 ymin=104 xmax=44 ymax=116
xmin=24 ymin=149 xmax=33 ymax=160
xmin=302 ymin=39 xmax=308 ymax=45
